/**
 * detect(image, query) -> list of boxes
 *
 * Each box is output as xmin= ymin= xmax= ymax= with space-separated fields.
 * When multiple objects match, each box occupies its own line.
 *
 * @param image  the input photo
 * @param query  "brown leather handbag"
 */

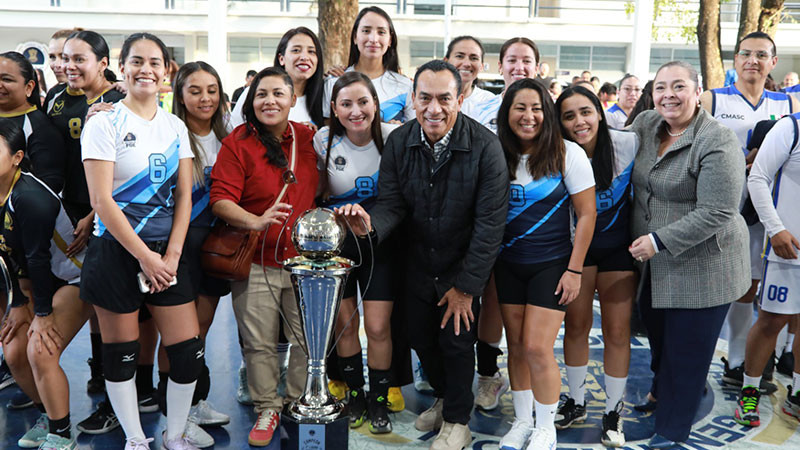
xmin=200 ymin=222 xmax=260 ymax=281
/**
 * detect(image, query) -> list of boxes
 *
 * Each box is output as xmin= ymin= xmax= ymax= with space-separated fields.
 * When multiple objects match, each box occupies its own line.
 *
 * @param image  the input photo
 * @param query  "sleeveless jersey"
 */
xmin=323 ymin=68 xmax=415 ymax=123
xmin=500 ymin=141 xmax=595 ymax=264
xmin=46 ymin=85 xmax=125 ymax=207
xmin=461 ymin=86 xmax=497 ymax=121
xmin=0 ymin=171 xmax=84 ymax=314
xmin=474 ymin=94 xmax=502 ymax=134
xmin=313 ymin=123 xmax=399 ymax=210
xmin=605 ymin=103 xmax=628 ymax=130
xmin=784 ymin=84 xmax=800 ymax=104
xmin=81 ymin=102 xmax=193 ymax=242
xmin=1 ymin=106 xmax=66 ymax=193
xmin=590 ymin=129 xmax=638 ymax=249
xmin=748 ymin=112 xmax=800 ymax=265
xmin=710 ymin=84 xmax=794 ymax=154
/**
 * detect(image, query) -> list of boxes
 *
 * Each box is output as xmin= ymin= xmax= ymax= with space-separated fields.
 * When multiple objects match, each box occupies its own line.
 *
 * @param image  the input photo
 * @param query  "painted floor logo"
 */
xmin=349 ymin=327 xmax=800 ymax=449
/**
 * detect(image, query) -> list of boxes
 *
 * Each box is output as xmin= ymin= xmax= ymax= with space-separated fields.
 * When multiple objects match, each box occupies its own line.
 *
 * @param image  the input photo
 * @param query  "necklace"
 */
xmin=666 ymin=126 xmax=687 ymax=137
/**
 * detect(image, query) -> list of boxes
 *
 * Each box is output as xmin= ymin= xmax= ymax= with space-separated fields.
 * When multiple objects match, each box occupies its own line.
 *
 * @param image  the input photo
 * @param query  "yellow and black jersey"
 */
xmin=0 ymin=106 xmax=66 ymax=193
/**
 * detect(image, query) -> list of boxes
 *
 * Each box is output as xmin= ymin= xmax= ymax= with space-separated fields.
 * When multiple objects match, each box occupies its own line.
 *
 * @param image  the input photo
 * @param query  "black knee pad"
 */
xmin=192 ymin=364 xmax=210 ymax=405
xmin=165 ymin=336 xmax=204 ymax=384
xmin=103 ymin=341 xmax=140 ymax=382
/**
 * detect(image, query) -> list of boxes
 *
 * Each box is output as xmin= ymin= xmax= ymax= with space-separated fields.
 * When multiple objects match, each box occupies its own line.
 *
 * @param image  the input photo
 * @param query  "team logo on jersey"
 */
xmin=4 ymin=211 xmax=12 ymax=231
xmin=334 ymin=156 xmax=347 ymax=171
xmin=0 ymin=234 xmax=9 ymax=253
xmin=51 ymin=99 xmax=64 ymax=116
xmin=123 ymin=132 xmax=137 ymax=147
xmin=720 ymin=113 xmax=745 ymax=120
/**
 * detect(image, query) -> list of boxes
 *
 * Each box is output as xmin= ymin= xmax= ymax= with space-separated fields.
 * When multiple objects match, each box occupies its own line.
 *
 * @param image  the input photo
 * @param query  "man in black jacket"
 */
xmin=337 ymin=60 xmax=509 ymax=450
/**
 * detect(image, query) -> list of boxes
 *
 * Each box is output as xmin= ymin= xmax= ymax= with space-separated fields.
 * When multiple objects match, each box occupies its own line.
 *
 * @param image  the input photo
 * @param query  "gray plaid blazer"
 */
xmin=629 ymin=109 xmax=750 ymax=309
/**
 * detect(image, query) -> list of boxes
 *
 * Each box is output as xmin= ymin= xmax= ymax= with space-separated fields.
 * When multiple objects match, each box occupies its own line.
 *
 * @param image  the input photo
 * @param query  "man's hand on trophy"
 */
xmin=333 ymin=203 xmax=372 ymax=237
xmin=254 ymin=202 xmax=292 ymax=230
xmin=437 ymin=287 xmax=474 ymax=336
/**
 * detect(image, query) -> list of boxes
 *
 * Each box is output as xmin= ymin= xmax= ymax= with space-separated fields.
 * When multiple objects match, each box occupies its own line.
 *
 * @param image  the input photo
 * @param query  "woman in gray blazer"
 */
xmin=627 ymin=61 xmax=750 ymax=449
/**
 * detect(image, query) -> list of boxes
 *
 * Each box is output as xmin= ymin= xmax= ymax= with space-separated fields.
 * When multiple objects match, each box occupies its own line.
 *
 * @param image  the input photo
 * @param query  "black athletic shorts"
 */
xmin=80 ymin=236 xmax=193 ymax=314
xmin=184 ymin=226 xmax=232 ymax=298
xmin=340 ymin=233 xmax=396 ymax=300
xmin=494 ymin=257 xmax=570 ymax=311
xmin=583 ymin=245 xmax=634 ymax=272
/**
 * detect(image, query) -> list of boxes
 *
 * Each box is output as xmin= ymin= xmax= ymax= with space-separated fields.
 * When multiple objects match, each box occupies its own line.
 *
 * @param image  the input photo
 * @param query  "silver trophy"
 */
xmin=282 ymin=208 xmax=353 ymax=449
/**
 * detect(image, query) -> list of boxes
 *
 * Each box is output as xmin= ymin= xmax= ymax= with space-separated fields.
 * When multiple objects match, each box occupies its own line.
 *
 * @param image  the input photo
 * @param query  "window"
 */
xmin=197 ymin=36 xmax=208 ymax=53
xmin=649 ymin=48 xmax=672 ymax=72
xmin=559 ymin=45 xmax=590 ymax=70
xmin=414 ymin=0 xmax=445 ymax=15
xmin=591 ymin=47 xmax=626 ymax=71
xmin=260 ymin=38 xmax=280 ymax=62
xmin=410 ymin=40 xmax=444 ymax=67
xmin=650 ymin=48 xmax=701 ymax=72
xmin=229 ymin=37 xmax=260 ymax=63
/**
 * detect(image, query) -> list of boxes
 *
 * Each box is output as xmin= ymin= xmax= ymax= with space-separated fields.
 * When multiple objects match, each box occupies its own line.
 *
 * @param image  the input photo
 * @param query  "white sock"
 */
xmin=166 ymin=379 xmax=197 ymax=441
xmin=534 ymin=398 xmax=558 ymax=434
xmin=793 ymin=372 xmax=800 ymax=395
xmin=604 ymin=374 xmax=627 ymax=414
xmin=776 ymin=325 xmax=789 ymax=356
xmin=726 ymin=302 xmax=753 ymax=367
xmin=105 ymin=379 xmax=145 ymax=441
xmin=787 ymin=333 xmax=796 ymax=352
xmin=565 ymin=365 xmax=587 ymax=406
xmin=743 ymin=374 xmax=761 ymax=390
xmin=511 ymin=390 xmax=534 ymax=425
xmin=489 ymin=340 xmax=502 ymax=348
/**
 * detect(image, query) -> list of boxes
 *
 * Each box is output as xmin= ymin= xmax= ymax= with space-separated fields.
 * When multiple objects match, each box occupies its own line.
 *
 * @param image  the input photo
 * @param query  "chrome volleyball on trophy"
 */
xmin=281 ymin=208 xmax=353 ymax=450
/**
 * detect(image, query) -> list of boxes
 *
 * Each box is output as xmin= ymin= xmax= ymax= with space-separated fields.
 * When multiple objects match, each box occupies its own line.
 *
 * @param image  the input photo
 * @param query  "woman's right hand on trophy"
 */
xmin=334 ymin=203 xmax=372 ymax=237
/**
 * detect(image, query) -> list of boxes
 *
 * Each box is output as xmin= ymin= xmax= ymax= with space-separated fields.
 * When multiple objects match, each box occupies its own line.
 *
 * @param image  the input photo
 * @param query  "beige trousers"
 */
xmin=231 ymin=264 xmax=307 ymax=413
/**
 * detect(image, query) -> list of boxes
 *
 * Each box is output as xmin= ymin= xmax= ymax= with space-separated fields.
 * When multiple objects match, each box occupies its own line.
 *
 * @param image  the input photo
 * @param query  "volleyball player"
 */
xmin=80 ymin=32 xmax=200 ymax=450
xmin=700 ymin=31 xmax=799 ymax=392
xmin=733 ymin=113 xmax=800 ymax=427
xmin=605 ymin=74 xmax=641 ymax=130
xmin=555 ymin=86 xmax=638 ymax=447
xmin=322 ymin=6 xmax=414 ymax=123
xmin=443 ymin=36 xmax=494 ymax=119
xmin=496 ymin=79 xmax=596 ymax=450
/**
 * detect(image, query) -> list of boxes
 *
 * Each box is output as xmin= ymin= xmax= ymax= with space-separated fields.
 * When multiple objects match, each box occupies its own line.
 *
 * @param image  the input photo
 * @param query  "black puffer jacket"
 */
xmin=371 ymin=113 xmax=509 ymax=301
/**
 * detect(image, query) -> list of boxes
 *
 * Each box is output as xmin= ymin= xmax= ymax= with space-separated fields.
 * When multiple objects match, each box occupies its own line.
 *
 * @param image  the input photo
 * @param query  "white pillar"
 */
xmin=630 ymin=0 xmax=654 ymax=78
xmin=208 ymin=0 xmax=227 ymax=81
xmin=444 ymin=0 xmax=452 ymax=56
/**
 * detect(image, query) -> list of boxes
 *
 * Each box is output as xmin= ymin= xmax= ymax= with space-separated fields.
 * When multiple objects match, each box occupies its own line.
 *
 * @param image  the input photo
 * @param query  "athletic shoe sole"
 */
xmin=734 ymin=410 xmax=760 ymax=427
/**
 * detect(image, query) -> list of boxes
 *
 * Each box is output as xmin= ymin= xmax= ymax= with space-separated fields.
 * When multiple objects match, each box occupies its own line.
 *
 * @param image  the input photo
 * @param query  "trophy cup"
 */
xmin=281 ymin=208 xmax=353 ymax=450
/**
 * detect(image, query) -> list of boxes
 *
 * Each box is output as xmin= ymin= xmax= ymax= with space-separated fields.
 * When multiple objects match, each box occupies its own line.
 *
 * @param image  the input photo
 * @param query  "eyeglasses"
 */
xmin=737 ymin=50 xmax=773 ymax=61
xmin=282 ymin=168 xmax=296 ymax=185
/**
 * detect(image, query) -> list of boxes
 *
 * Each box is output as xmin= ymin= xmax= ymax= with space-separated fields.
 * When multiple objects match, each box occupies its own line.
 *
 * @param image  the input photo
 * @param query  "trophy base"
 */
xmin=281 ymin=410 xmax=349 ymax=450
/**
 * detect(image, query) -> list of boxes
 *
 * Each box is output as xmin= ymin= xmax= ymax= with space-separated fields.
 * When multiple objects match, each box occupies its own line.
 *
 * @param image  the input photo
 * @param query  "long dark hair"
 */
xmin=274 ymin=27 xmax=324 ymax=126
xmin=497 ymin=78 xmax=564 ymax=180
xmin=65 ymin=30 xmax=116 ymax=87
xmin=241 ymin=67 xmax=294 ymax=167
xmin=625 ymin=80 xmax=654 ymax=126
xmin=0 ymin=118 xmax=32 ymax=172
xmin=172 ymin=61 xmax=230 ymax=183
xmin=120 ymin=32 xmax=171 ymax=67
xmin=556 ymin=85 xmax=615 ymax=190
xmin=347 ymin=6 xmax=400 ymax=73
xmin=445 ymin=36 xmax=485 ymax=88
xmin=322 ymin=72 xmax=384 ymax=198
xmin=0 ymin=52 xmax=41 ymax=110
xmin=499 ymin=37 xmax=540 ymax=67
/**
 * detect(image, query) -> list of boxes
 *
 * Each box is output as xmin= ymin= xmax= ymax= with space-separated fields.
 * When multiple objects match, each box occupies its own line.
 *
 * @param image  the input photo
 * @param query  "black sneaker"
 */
xmin=368 ymin=393 xmax=392 ymax=434
xmin=347 ymin=388 xmax=367 ymax=428
xmin=783 ymin=384 xmax=800 ymax=420
xmin=721 ymin=357 xmax=778 ymax=394
xmin=0 ymin=357 xmax=15 ymax=391
xmin=601 ymin=401 xmax=625 ymax=447
xmin=86 ymin=358 xmax=105 ymax=394
xmin=6 ymin=389 xmax=33 ymax=410
xmin=777 ymin=351 xmax=794 ymax=377
xmin=554 ymin=395 xmax=587 ymax=430
xmin=763 ymin=351 xmax=776 ymax=382
xmin=137 ymin=392 xmax=159 ymax=413
xmin=77 ymin=401 xmax=120 ymax=434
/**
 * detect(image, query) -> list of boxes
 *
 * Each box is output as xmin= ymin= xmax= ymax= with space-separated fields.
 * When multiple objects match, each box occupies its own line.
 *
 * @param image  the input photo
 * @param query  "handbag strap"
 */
xmin=275 ymin=122 xmax=297 ymax=205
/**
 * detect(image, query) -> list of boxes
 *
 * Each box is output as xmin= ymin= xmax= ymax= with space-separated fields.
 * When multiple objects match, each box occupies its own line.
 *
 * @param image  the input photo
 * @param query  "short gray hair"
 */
xmin=656 ymin=60 xmax=699 ymax=88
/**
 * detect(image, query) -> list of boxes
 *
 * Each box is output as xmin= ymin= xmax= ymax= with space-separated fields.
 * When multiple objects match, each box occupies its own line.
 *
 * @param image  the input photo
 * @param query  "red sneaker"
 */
xmin=248 ymin=410 xmax=280 ymax=446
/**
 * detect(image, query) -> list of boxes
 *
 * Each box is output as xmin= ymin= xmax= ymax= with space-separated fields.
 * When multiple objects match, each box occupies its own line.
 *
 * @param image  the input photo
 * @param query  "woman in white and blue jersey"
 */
xmin=496 ymin=79 xmax=596 ymax=450
xmin=80 ymin=33 xmax=201 ymax=450
xmin=314 ymin=71 xmax=399 ymax=433
xmin=554 ymin=85 xmax=639 ymax=447
xmin=443 ymin=36 xmax=494 ymax=120
xmin=322 ymin=6 xmax=414 ymax=124
xmin=473 ymin=37 xmax=540 ymax=134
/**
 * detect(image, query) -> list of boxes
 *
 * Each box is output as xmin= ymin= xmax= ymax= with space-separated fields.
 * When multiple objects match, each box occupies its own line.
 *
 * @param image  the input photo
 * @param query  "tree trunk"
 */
xmin=697 ymin=0 xmax=724 ymax=90
xmin=759 ymin=0 xmax=785 ymax=38
xmin=737 ymin=0 xmax=761 ymax=43
xmin=318 ymin=0 xmax=360 ymax=69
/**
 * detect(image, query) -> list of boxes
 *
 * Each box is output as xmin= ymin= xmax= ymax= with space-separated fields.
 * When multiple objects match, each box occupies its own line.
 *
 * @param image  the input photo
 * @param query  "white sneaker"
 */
xmin=161 ymin=431 xmax=200 ymax=450
xmin=475 ymin=372 xmax=509 ymax=410
xmin=189 ymin=400 xmax=230 ymax=426
xmin=430 ymin=422 xmax=472 ymax=450
xmin=499 ymin=419 xmax=533 ymax=450
xmin=184 ymin=420 xmax=214 ymax=448
xmin=525 ymin=427 xmax=556 ymax=450
xmin=124 ymin=437 xmax=154 ymax=450
xmin=414 ymin=360 xmax=434 ymax=394
xmin=415 ymin=397 xmax=444 ymax=431
xmin=601 ymin=401 xmax=626 ymax=447
xmin=237 ymin=361 xmax=253 ymax=406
